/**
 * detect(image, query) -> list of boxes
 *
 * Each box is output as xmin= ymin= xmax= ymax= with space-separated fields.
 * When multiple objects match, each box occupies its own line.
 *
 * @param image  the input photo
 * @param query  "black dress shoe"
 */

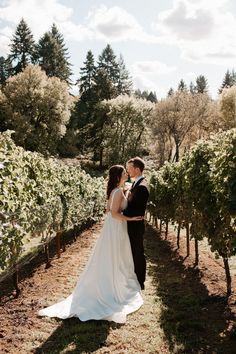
xmin=140 ymin=283 xmax=145 ymax=290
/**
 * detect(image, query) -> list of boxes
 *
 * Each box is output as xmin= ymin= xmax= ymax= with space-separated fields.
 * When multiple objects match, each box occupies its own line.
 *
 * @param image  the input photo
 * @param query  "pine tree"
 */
xmin=0 ymin=57 xmax=12 ymax=86
xmin=8 ymin=19 xmax=36 ymax=75
xmin=70 ymin=51 xmax=97 ymax=151
xmin=117 ymin=54 xmax=133 ymax=95
xmin=134 ymin=89 xmax=142 ymax=98
xmin=97 ymin=44 xmax=119 ymax=88
xmin=195 ymin=75 xmax=208 ymax=94
xmin=178 ymin=79 xmax=187 ymax=92
xmin=93 ymin=68 xmax=117 ymax=101
xmin=37 ymin=23 xmax=72 ymax=83
xmin=141 ymin=90 xmax=149 ymax=100
xmin=147 ymin=91 xmax=157 ymax=103
xmin=134 ymin=89 xmax=157 ymax=102
xmin=219 ymin=69 xmax=236 ymax=94
xmin=77 ymin=50 xmax=96 ymax=95
xmin=167 ymin=87 xmax=174 ymax=96
xmin=189 ymin=81 xmax=195 ymax=94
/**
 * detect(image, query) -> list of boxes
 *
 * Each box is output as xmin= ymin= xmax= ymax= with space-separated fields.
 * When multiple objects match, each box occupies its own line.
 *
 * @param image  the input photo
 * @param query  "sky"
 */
xmin=1 ymin=0 xmax=236 ymax=99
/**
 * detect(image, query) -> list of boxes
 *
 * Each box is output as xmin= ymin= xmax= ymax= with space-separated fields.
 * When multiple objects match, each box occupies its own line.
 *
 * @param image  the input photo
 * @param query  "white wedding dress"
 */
xmin=38 ymin=188 xmax=143 ymax=324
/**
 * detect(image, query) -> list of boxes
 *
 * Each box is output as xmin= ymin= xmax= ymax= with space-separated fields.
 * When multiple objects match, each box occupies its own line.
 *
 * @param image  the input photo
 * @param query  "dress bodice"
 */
xmin=108 ymin=188 xmax=127 ymax=212
xmin=121 ymin=196 xmax=128 ymax=211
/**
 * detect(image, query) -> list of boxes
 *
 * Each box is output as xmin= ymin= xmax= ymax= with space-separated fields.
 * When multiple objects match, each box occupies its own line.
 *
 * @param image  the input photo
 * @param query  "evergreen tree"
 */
xmin=117 ymin=54 xmax=133 ymax=95
xmin=167 ymin=87 xmax=174 ymax=96
xmin=70 ymin=51 xmax=97 ymax=152
xmin=77 ymin=50 xmax=96 ymax=95
xmin=93 ymin=68 xmax=118 ymax=101
xmin=178 ymin=79 xmax=188 ymax=92
xmin=37 ymin=23 xmax=72 ymax=83
xmin=219 ymin=69 xmax=236 ymax=94
xmin=141 ymin=90 xmax=149 ymax=100
xmin=134 ymin=89 xmax=157 ymax=102
xmin=195 ymin=75 xmax=208 ymax=94
xmin=0 ymin=57 xmax=12 ymax=86
xmin=134 ymin=89 xmax=142 ymax=98
xmin=97 ymin=44 xmax=119 ymax=90
xmin=147 ymin=91 xmax=157 ymax=103
xmin=189 ymin=81 xmax=195 ymax=94
xmin=8 ymin=18 xmax=36 ymax=75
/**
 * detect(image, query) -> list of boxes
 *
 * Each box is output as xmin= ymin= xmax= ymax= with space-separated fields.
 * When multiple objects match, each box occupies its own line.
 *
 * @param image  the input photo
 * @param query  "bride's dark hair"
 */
xmin=107 ymin=165 xmax=125 ymax=199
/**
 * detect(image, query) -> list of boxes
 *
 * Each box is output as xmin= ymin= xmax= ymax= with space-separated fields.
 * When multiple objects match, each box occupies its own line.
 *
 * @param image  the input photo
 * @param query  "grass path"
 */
xmin=0 ymin=222 xmax=236 ymax=353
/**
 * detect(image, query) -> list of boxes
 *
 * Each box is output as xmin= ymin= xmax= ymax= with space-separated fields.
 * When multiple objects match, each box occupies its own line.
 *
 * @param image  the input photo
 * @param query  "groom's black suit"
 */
xmin=123 ymin=177 xmax=149 ymax=289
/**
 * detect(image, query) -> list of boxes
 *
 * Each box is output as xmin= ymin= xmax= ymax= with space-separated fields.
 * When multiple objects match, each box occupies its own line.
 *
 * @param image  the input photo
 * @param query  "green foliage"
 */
xmin=77 ymin=50 xmax=96 ymax=95
xmin=0 ymin=64 xmax=74 ymax=154
xmin=208 ymin=129 xmax=236 ymax=256
xmin=148 ymin=128 xmax=236 ymax=259
xmin=134 ymin=89 xmax=157 ymax=102
xmin=218 ymin=69 xmax=236 ymax=94
xmin=37 ymin=23 xmax=72 ymax=84
xmin=178 ymin=79 xmax=188 ymax=92
xmin=8 ymin=18 xmax=36 ymax=76
xmin=0 ymin=131 xmax=105 ymax=270
xmin=151 ymin=91 xmax=214 ymax=165
xmin=97 ymin=95 xmax=153 ymax=166
xmin=148 ymin=162 xmax=180 ymax=222
xmin=218 ymin=85 xmax=236 ymax=129
xmin=195 ymin=75 xmax=208 ymax=94
xmin=72 ymin=45 xmax=134 ymax=160
xmin=117 ymin=55 xmax=133 ymax=95
xmin=0 ymin=56 xmax=11 ymax=86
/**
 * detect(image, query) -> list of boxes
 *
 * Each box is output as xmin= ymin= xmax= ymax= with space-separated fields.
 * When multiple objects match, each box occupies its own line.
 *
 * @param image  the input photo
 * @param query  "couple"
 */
xmin=38 ymin=157 xmax=149 ymax=324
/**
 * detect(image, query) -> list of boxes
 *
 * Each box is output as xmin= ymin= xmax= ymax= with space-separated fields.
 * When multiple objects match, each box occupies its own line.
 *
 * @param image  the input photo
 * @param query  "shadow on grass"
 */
xmin=33 ymin=318 xmax=121 ymax=354
xmin=145 ymin=224 xmax=236 ymax=354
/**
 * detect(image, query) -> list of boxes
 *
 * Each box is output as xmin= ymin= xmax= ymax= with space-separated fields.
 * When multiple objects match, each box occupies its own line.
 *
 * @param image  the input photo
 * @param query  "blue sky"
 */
xmin=0 ymin=0 xmax=236 ymax=98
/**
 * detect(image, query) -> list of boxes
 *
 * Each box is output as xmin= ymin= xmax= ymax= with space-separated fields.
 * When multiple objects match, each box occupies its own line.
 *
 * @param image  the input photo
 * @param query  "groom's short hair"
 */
xmin=128 ymin=157 xmax=145 ymax=172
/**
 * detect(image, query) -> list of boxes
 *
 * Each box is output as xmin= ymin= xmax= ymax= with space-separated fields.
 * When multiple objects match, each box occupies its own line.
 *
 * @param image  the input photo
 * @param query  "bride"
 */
xmin=38 ymin=165 xmax=144 ymax=324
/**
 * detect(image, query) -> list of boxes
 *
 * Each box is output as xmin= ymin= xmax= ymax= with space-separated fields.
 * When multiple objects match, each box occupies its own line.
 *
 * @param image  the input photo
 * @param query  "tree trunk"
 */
xmin=44 ymin=244 xmax=51 ymax=269
xmin=175 ymin=143 xmax=180 ymax=162
xmin=194 ymin=238 xmax=199 ymax=266
xmin=99 ymin=147 xmax=103 ymax=168
xmin=56 ymin=231 xmax=62 ymax=258
xmin=13 ymin=263 xmax=20 ymax=298
xmin=155 ymin=216 xmax=158 ymax=229
xmin=177 ymin=222 xmax=181 ymax=249
xmin=165 ymin=219 xmax=168 ymax=240
xmin=223 ymin=257 xmax=231 ymax=297
xmin=186 ymin=222 xmax=190 ymax=256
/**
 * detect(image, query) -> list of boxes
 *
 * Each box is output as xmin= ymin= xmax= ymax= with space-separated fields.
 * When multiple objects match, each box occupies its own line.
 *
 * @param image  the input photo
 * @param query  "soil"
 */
xmin=0 ymin=221 xmax=236 ymax=354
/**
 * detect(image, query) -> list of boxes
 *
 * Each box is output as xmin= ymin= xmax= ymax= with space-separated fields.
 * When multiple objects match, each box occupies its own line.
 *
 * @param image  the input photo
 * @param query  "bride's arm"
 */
xmin=111 ymin=190 xmax=143 ymax=221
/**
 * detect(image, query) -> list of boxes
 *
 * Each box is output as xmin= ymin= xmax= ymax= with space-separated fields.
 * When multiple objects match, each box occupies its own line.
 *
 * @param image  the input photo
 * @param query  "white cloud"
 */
xmin=186 ymin=71 xmax=196 ymax=80
xmin=0 ymin=1 xmax=163 ymax=54
xmin=0 ymin=26 xmax=12 ymax=54
xmin=132 ymin=60 xmax=176 ymax=75
xmin=0 ymin=0 xmax=73 ymax=37
xmin=0 ymin=0 xmax=94 ymax=54
xmin=131 ymin=60 xmax=176 ymax=97
xmin=158 ymin=1 xmax=214 ymax=41
xmin=87 ymin=5 xmax=160 ymax=43
xmin=59 ymin=22 xmax=93 ymax=42
xmin=152 ymin=0 xmax=236 ymax=65
xmin=132 ymin=74 xmax=168 ymax=98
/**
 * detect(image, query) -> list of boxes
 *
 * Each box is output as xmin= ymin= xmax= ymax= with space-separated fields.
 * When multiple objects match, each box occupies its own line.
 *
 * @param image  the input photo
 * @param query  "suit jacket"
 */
xmin=123 ymin=177 xmax=149 ymax=217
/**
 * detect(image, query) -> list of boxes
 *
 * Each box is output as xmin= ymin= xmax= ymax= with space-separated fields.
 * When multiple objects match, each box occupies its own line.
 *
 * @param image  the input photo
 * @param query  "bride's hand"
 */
xmin=129 ymin=216 xmax=144 ymax=221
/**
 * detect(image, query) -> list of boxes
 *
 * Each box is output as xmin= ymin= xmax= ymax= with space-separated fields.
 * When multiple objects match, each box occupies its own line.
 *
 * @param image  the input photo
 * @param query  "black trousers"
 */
xmin=127 ymin=221 xmax=146 ymax=288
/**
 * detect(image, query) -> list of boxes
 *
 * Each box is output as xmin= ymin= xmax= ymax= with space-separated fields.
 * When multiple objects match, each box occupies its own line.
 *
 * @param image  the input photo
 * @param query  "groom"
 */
xmin=123 ymin=157 xmax=149 ymax=290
